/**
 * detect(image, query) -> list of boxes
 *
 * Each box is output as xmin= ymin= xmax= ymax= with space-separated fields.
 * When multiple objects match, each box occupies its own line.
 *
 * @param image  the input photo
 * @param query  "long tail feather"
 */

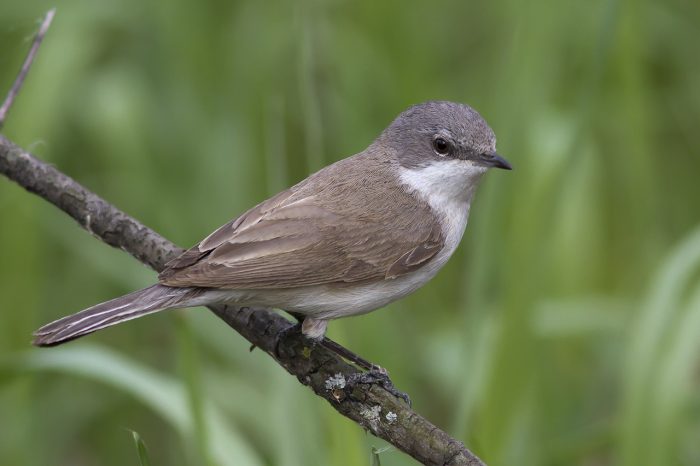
xmin=33 ymin=284 xmax=205 ymax=346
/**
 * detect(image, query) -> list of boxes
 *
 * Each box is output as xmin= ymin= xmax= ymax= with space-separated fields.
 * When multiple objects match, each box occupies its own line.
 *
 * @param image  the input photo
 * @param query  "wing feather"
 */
xmin=159 ymin=155 xmax=447 ymax=289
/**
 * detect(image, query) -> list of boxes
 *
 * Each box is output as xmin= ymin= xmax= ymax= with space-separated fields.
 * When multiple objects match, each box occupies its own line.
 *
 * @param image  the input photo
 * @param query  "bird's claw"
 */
xmin=276 ymin=327 xmax=411 ymax=405
xmin=347 ymin=366 xmax=411 ymax=406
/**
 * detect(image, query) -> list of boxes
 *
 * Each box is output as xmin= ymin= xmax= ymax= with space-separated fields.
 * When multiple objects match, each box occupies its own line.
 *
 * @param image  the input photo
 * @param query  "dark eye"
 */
xmin=433 ymin=137 xmax=450 ymax=155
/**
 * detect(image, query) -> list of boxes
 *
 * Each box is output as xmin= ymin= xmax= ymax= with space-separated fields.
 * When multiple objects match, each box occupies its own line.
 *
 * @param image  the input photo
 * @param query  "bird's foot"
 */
xmin=319 ymin=338 xmax=411 ymax=405
xmin=320 ymin=338 xmax=375 ymax=370
xmin=275 ymin=323 xmax=411 ymax=405
xmin=346 ymin=366 xmax=411 ymax=406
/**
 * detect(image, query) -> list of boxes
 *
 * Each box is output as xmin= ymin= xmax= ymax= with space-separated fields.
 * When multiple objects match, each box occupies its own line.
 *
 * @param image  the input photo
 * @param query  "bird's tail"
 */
xmin=33 ymin=284 xmax=207 ymax=347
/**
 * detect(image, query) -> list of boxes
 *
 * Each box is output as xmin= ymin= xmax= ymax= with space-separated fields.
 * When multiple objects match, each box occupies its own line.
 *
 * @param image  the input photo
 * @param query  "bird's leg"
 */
xmin=301 ymin=317 xmax=328 ymax=340
xmin=275 ymin=316 xmax=411 ymax=405
xmin=316 ymin=330 xmax=411 ymax=406
xmin=320 ymin=338 xmax=412 ymax=404
xmin=319 ymin=338 xmax=376 ymax=371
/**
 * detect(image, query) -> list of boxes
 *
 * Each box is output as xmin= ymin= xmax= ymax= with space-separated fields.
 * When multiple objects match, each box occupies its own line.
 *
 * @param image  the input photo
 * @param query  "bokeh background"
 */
xmin=1 ymin=1 xmax=699 ymax=465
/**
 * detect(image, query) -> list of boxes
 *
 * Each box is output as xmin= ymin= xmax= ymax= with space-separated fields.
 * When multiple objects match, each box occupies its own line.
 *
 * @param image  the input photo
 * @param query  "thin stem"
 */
xmin=0 ymin=9 xmax=56 ymax=130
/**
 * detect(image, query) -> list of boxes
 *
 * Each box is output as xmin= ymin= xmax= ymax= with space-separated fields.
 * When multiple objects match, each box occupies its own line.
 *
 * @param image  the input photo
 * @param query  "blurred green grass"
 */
xmin=1 ymin=0 xmax=699 ymax=465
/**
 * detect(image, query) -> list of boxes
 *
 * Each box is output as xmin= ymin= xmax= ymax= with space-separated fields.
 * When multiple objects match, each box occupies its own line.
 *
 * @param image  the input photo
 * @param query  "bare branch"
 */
xmin=0 ymin=9 xmax=55 ymax=129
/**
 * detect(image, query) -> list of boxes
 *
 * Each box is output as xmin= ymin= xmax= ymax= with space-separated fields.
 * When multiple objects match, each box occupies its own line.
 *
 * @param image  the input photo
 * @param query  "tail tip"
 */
xmin=32 ymin=333 xmax=55 ymax=347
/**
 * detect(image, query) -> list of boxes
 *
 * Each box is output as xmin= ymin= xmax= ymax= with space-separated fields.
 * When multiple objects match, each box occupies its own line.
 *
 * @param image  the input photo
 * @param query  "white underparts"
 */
xmin=399 ymin=159 xmax=486 ymax=263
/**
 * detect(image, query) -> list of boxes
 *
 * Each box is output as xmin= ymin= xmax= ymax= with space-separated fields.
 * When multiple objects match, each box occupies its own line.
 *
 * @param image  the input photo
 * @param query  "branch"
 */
xmin=0 ymin=15 xmax=486 ymax=465
xmin=0 ymin=9 xmax=55 ymax=129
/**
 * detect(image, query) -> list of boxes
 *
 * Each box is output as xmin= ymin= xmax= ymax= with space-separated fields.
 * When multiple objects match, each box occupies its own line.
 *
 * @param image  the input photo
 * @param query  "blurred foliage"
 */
xmin=1 ymin=0 xmax=699 ymax=465
xmin=130 ymin=430 xmax=153 ymax=466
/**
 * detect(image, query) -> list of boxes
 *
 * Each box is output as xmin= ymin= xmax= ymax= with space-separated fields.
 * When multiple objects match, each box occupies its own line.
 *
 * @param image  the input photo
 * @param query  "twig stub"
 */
xmin=0 ymin=9 xmax=56 ymax=130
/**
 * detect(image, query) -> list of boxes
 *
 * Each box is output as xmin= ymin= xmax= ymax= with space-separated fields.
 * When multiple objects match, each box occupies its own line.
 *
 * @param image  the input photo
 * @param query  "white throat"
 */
xmin=399 ymin=159 xmax=486 ymax=217
xmin=399 ymin=159 xmax=487 ymax=269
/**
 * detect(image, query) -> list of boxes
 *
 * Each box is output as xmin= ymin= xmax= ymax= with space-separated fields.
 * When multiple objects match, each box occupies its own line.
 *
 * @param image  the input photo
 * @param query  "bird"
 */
xmin=33 ymin=100 xmax=511 ymax=349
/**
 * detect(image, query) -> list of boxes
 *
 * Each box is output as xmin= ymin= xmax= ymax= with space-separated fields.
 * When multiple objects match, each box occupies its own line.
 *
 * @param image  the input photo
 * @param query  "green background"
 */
xmin=1 ymin=1 xmax=699 ymax=465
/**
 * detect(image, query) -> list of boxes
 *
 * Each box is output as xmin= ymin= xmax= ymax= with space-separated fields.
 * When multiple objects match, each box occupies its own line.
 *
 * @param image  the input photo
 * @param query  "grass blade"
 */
xmin=129 ymin=430 xmax=153 ymax=466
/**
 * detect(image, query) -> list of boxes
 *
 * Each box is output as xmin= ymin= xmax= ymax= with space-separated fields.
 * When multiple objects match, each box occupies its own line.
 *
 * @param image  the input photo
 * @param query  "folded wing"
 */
xmin=159 ymin=166 xmax=444 ymax=289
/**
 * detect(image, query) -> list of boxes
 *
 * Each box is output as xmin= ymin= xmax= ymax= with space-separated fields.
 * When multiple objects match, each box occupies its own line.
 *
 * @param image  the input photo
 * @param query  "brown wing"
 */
xmin=159 ymin=195 xmax=444 ymax=289
xmin=159 ymin=152 xmax=446 ymax=289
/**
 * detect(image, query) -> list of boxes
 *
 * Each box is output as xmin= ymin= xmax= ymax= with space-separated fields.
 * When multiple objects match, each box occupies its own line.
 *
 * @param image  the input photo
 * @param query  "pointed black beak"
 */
xmin=480 ymin=152 xmax=512 ymax=170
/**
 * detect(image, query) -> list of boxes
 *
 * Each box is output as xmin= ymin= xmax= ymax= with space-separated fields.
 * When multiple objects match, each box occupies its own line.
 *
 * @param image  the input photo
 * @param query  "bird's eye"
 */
xmin=433 ymin=138 xmax=450 ymax=156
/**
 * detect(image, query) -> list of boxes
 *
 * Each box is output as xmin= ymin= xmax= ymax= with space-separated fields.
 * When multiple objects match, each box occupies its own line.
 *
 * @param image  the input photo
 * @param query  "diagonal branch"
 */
xmin=0 ymin=12 xmax=486 ymax=466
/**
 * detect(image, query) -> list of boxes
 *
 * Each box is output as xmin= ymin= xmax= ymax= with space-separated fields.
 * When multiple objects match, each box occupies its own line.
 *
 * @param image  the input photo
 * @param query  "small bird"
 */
xmin=33 ymin=101 xmax=511 ymax=348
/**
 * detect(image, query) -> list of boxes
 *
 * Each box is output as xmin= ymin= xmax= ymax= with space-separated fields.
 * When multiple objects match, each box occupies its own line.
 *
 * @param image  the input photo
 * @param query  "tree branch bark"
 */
xmin=0 ymin=13 xmax=486 ymax=465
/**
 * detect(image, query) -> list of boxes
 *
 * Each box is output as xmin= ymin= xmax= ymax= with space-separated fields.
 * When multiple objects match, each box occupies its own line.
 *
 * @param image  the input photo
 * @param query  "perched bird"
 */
xmin=33 ymin=101 xmax=511 ymax=349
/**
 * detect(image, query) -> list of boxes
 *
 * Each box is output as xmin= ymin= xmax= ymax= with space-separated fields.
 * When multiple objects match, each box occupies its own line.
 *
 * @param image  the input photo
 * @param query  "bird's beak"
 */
xmin=479 ymin=152 xmax=512 ymax=170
